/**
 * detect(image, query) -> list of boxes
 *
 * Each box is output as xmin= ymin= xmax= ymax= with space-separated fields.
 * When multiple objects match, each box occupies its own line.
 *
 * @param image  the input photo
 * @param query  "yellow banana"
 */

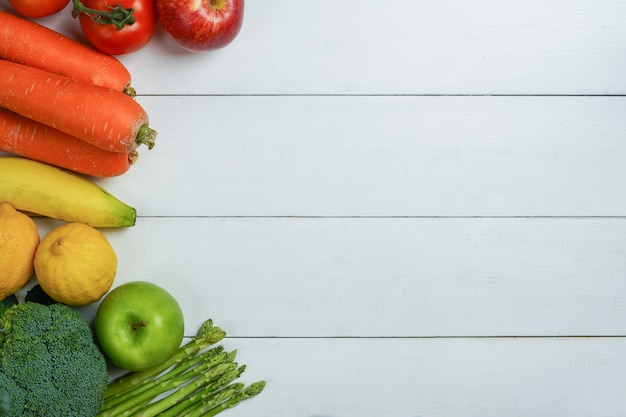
xmin=0 ymin=156 xmax=136 ymax=227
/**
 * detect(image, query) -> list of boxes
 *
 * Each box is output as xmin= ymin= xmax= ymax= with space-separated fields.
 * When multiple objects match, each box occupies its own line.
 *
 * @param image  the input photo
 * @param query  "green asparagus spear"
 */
xmin=104 ymin=319 xmax=226 ymax=400
xmin=201 ymin=381 xmax=267 ymax=417
xmin=101 ymin=349 xmax=231 ymax=413
xmin=98 ymin=354 xmax=236 ymax=417
xmin=97 ymin=319 xmax=265 ymax=417
xmin=181 ymin=383 xmax=246 ymax=417
xmin=133 ymin=362 xmax=238 ymax=417
xmin=158 ymin=365 xmax=247 ymax=417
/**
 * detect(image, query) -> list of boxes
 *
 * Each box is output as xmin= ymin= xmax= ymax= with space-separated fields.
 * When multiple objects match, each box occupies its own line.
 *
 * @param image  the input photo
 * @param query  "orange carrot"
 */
xmin=0 ymin=60 xmax=156 ymax=153
xmin=0 ymin=108 xmax=137 ymax=177
xmin=0 ymin=11 xmax=133 ymax=93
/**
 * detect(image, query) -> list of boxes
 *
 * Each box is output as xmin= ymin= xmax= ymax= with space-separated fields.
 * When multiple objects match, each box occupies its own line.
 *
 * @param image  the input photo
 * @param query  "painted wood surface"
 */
xmin=2 ymin=1 xmax=626 ymax=416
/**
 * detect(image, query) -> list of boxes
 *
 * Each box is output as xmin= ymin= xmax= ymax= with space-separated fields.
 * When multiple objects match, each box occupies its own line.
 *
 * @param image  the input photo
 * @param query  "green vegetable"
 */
xmin=0 ymin=301 xmax=109 ymax=417
xmin=0 ymin=296 xmax=17 ymax=318
xmin=99 ymin=319 xmax=266 ymax=417
xmin=0 ymin=389 xmax=10 ymax=416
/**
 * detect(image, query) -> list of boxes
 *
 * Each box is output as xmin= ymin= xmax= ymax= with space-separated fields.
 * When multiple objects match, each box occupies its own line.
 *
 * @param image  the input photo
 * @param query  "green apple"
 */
xmin=95 ymin=281 xmax=185 ymax=372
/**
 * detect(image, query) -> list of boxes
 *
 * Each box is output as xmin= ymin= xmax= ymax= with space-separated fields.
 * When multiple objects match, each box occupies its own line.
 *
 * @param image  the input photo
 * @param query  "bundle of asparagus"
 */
xmin=98 ymin=320 xmax=266 ymax=417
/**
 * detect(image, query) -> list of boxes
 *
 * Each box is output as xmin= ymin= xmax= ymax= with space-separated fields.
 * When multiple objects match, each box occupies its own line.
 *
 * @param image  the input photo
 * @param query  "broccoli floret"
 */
xmin=0 ymin=389 xmax=9 ymax=416
xmin=0 ymin=302 xmax=108 ymax=417
xmin=0 ymin=297 xmax=17 ymax=321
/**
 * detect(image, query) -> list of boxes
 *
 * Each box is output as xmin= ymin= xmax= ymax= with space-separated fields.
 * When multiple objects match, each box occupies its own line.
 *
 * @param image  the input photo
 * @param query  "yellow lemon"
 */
xmin=0 ymin=202 xmax=40 ymax=300
xmin=34 ymin=222 xmax=117 ymax=306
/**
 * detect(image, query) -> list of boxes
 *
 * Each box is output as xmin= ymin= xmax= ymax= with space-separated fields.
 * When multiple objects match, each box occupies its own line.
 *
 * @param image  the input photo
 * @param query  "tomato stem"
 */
xmin=71 ymin=0 xmax=136 ymax=30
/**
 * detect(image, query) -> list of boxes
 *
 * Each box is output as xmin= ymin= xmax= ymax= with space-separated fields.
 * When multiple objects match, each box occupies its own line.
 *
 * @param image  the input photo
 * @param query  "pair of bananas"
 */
xmin=0 ymin=156 xmax=135 ymax=227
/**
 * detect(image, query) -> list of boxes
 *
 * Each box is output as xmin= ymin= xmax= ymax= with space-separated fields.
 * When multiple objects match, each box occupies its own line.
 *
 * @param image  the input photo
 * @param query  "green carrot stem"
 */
xmin=136 ymin=124 xmax=157 ymax=150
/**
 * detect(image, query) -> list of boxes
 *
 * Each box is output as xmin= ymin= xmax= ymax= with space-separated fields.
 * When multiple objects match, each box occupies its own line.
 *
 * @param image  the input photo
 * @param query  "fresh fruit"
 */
xmin=34 ymin=222 xmax=117 ymax=306
xmin=0 ymin=60 xmax=156 ymax=152
xmin=0 ymin=157 xmax=136 ymax=227
xmin=0 ymin=108 xmax=138 ymax=177
xmin=0 ymin=12 xmax=132 ymax=92
xmin=95 ymin=281 xmax=185 ymax=372
xmin=156 ymin=0 xmax=244 ymax=52
xmin=8 ymin=0 xmax=70 ymax=19
xmin=74 ymin=0 xmax=157 ymax=55
xmin=0 ymin=203 xmax=39 ymax=300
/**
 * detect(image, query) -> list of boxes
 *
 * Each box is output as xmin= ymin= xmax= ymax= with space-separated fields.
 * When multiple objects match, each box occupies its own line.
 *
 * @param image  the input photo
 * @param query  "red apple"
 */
xmin=156 ymin=0 xmax=244 ymax=52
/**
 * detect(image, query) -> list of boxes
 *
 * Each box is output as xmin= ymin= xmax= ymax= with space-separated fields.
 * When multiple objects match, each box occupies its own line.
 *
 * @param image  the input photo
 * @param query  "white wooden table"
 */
xmin=4 ymin=1 xmax=626 ymax=416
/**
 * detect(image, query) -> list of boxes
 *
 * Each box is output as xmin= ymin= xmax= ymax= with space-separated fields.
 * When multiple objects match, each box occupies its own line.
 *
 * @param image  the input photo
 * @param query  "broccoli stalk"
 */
xmin=98 ymin=319 xmax=266 ymax=417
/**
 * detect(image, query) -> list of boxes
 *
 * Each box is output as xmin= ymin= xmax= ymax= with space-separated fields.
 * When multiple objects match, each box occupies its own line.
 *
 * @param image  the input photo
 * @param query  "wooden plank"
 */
xmin=87 ymin=95 xmax=626 ymax=217
xmin=0 ymin=5 xmax=624 ymax=416
xmin=185 ymin=337 xmax=626 ymax=417
xmin=120 ymin=0 xmax=626 ymax=95
xmin=39 ymin=216 xmax=626 ymax=338
xmin=4 ymin=1 xmax=624 ymax=95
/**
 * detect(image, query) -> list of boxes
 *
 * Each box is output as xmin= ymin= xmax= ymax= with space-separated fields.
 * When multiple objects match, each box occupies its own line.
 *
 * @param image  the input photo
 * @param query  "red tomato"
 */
xmin=78 ymin=0 xmax=156 ymax=55
xmin=9 ymin=0 xmax=70 ymax=18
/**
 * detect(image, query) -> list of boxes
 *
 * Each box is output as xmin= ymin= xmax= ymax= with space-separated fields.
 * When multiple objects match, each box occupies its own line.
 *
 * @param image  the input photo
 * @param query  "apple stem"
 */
xmin=131 ymin=321 xmax=147 ymax=331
